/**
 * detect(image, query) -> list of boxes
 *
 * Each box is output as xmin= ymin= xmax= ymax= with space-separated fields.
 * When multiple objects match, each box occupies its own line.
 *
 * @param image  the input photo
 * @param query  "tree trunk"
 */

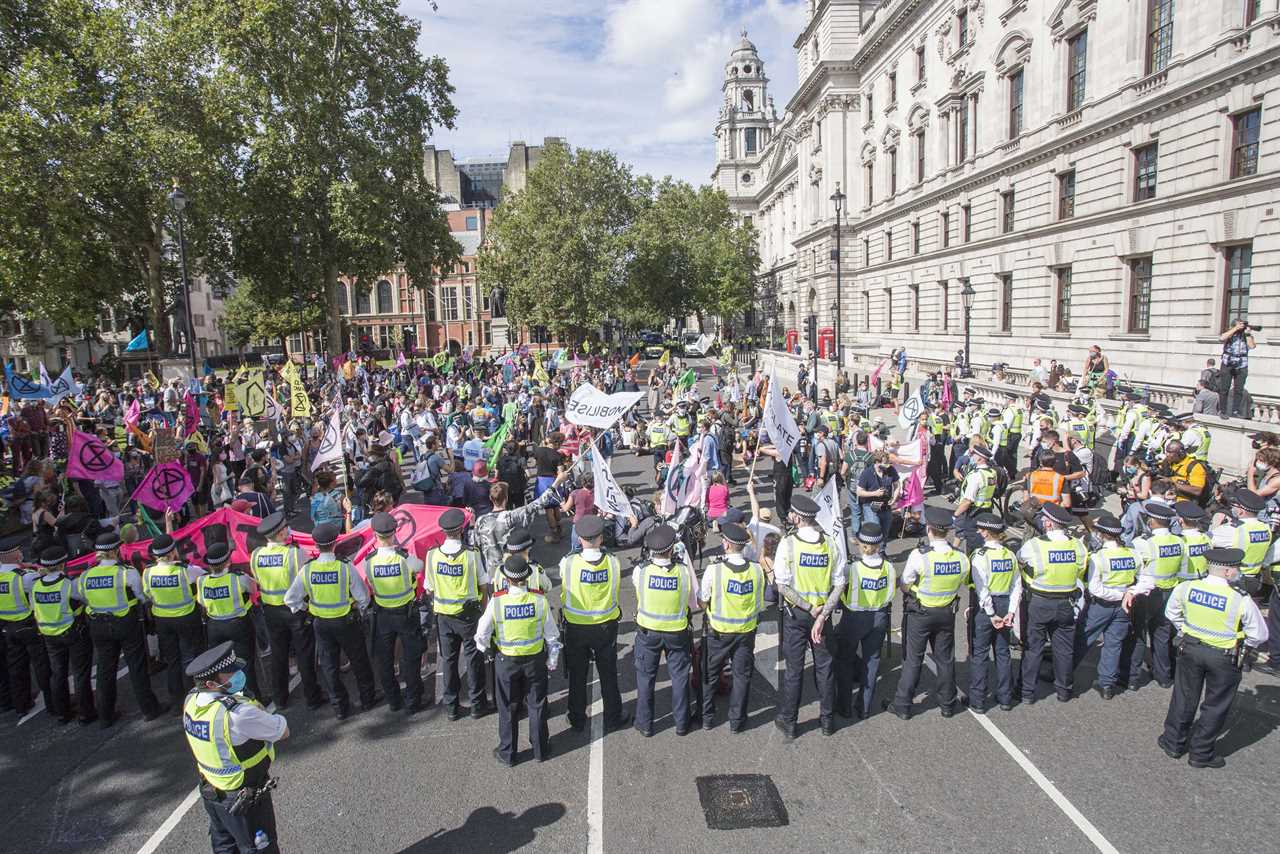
xmin=145 ymin=241 xmax=173 ymax=353
xmin=325 ymin=264 xmax=342 ymax=356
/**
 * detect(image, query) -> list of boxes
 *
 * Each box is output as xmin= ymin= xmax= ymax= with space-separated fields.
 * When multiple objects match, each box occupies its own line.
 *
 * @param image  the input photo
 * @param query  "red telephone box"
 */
xmin=818 ymin=327 xmax=835 ymax=360
xmin=784 ymin=329 xmax=799 ymax=354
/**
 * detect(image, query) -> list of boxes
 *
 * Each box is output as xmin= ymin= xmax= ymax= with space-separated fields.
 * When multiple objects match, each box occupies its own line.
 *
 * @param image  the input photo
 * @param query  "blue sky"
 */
xmin=403 ymin=0 xmax=806 ymax=185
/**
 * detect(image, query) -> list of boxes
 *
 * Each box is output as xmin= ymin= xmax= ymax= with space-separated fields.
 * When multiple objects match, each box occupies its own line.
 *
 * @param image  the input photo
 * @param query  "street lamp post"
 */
xmin=291 ymin=231 xmax=307 ymax=380
xmin=830 ymin=182 xmax=846 ymax=368
xmin=961 ymin=279 xmax=976 ymax=378
xmin=167 ymin=184 xmax=198 ymax=379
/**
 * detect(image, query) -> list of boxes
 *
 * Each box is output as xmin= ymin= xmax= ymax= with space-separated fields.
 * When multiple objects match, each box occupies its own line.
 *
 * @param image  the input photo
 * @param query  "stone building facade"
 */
xmin=715 ymin=1 xmax=1279 ymax=390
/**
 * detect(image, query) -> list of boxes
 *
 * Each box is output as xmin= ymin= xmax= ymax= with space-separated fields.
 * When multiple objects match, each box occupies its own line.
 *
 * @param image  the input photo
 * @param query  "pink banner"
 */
xmin=66 ymin=430 xmax=124 ymax=483
xmin=131 ymin=461 xmax=195 ymax=513
xmin=124 ymin=399 xmax=140 ymax=429
xmin=183 ymin=391 xmax=199 ymax=437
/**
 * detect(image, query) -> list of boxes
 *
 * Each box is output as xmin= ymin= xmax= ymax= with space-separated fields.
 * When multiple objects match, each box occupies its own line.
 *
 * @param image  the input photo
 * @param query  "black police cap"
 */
xmin=1205 ymin=547 xmax=1244 ymax=569
xmin=0 ymin=533 xmax=26 ymax=554
xmin=205 ymin=542 xmax=231 ymax=566
xmin=791 ymin=495 xmax=819 ymax=518
xmin=505 ymin=526 xmax=534 ymax=552
xmin=719 ymin=523 xmax=749 ymax=546
xmin=1231 ymin=489 xmax=1265 ymax=513
xmin=150 ymin=534 xmax=176 ymax=557
xmin=502 ymin=555 xmax=532 ymax=581
xmin=645 ymin=525 xmax=677 ymax=553
xmin=970 ymin=445 xmax=993 ymax=461
xmin=923 ymin=506 xmax=953 ymax=530
xmin=1174 ymin=500 xmax=1206 ymax=521
xmin=576 ymin=515 xmax=606 ymax=540
xmin=1040 ymin=503 xmax=1075 ymax=527
xmin=95 ymin=530 xmax=121 ymax=551
xmin=1092 ymin=513 xmax=1123 ymax=535
xmin=371 ymin=512 xmax=397 ymax=536
xmin=1142 ymin=502 xmax=1175 ymax=521
xmin=856 ymin=523 xmax=883 ymax=545
xmin=256 ymin=511 xmax=287 ymax=538
xmin=39 ymin=545 xmax=68 ymax=566
xmin=439 ymin=508 xmax=467 ymax=533
xmin=312 ymin=522 xmax=341 ymax=547
xmin=975 ymin=512 xmax=1005 ymax=532
xmin=186 ymin=641 xmax=241 ymax=680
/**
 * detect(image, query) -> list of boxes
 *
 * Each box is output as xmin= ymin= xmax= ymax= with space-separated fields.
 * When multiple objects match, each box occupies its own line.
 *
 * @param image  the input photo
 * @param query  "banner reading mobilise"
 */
xmin=565 ymin=383 xmax=644 ymax=429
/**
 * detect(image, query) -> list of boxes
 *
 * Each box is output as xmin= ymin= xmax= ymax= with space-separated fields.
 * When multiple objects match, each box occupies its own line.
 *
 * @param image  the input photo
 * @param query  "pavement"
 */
xmin=3 ymin=357 xmax=1278 ymax=854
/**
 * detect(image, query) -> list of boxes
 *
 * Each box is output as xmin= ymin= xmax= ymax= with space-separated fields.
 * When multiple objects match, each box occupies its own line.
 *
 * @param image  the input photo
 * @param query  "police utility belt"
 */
xmin=201 ymin=776 xmax=278 ymax=816
xmin=1181 ymin=634 xmax=1239 ymax=661
xmin=1030 ymin=588 xmax=1075 ymax=600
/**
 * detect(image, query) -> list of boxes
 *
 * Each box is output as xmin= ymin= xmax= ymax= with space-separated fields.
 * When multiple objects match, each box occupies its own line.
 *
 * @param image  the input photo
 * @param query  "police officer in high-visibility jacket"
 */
xmin=1209 ymin=489 xmax=1271 ymax=596
xmin=196 ymin=542 xmax=265 ymax=702
xmin=476 ymin=555 xmax=560 ymax=766
xmin=0 ymin=533 xmax=50 ymax=718
xmin=81 ymin=530 xmax=165 ymax=725
xmin=1158 ymin=548 xmax=1268 ymax=768
xmin=558 ymin=514 xmax=630 ymax=732
xmin=969 ymin=514 xmax=1022 ymax=713
xmin=249 ymin=512 xmax=324 ymax=711
xmin=1134 ymin=502 xmax=1187 ymax=688
xmin=1072 ymin=513 xmax=1152 ymax=700
xmin=668 ymin=400 xmax=694 ymax=447
xmin=890 ymin=506 xmax=968 ymax=720
xmin=834 ymin=522 xmax=895 ymax=721
xmin=495 ymin=527 xmax=556 ymax=605
xmin=646 ymin=418 xmax=670 ymax=474
xmin=423 ymin=508 xmax=492 ymax=721
xmin=1176 ymin=501 xmax=1211 ymax=582
xmin=699 ymin=523 xmax=765 ymax=732
xmin=631 ymin=525 xmax=700 ymax=737
xmin=362 ymin=512 xmax=427 ymax=715
xmin=284 ymin=522 xmax=378 ymax=720
xmin=143 ymin=534 xmax=207 ymax=709
xmin=953 ymin=444 xmax=998 ymax=552
xmin=1017 ymin=503 xmax=1087 ymax=704
xmin=773 ymin=494 xmax=845 ymax=738
xmin=183 ymin=641 xmax=289 ymax=853
xmin=32 ymin=545 xmax=95 ymax=724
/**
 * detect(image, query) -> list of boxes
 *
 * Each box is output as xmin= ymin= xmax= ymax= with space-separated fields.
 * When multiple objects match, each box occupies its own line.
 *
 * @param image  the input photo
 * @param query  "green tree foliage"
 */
xmin=219 ymin=277 xmax=327 ymax=349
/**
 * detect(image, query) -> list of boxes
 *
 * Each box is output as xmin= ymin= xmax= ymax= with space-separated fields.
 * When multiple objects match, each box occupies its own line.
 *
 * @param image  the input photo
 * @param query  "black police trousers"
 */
xmin=152 ymin=611 xmax=206 ymax=706
xmin=314 ymin=613 xmax=377 ymax=713
xmin=44 ymin=620 xmax=94 ymax=722
xmin=88 ymin=611 xmax=162 ymax=721
xmin=777 ymin=608 xmax=834 ymax=727
xmin=373 ymin=603 xmax=425 ymax=708
xmin=1021 ymin=592 xmax=1076 ymax=702
xmin=201 ymin=782 xmax=280 ymax=854
xmin=437 ymin=611 xmax=485 ymax=710
xmin=703 ymin=628 xmax=756 ymax=728
xmin=207 ymin=616 xmax=266 ymax=703
xmin=893 ymin=603 xmax=958 ymax=715
xmin=261 ymin=604 xmax=323 ymax=709
xmin=633 ymin=626 xmax=691 ymax=734
xmin=564 ymin=620 xmax=624 ymax=728
xmin=496 ymin=650 xmax=549 ymax=763
xmin=1160 ymin=638 xmax=1242 ymax=763
xmin=0 ymin=617 xmax=50 ymax=714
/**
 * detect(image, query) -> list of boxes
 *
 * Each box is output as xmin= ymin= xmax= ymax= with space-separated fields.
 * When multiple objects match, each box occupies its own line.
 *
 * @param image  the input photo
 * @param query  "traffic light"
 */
xmin=806 ymin=315 xmax=817 ymax=352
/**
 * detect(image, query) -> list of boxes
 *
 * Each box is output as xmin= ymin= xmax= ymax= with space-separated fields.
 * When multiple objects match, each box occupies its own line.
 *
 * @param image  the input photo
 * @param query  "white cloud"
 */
xmin=405 ymin=0 xmax=806 ymax=183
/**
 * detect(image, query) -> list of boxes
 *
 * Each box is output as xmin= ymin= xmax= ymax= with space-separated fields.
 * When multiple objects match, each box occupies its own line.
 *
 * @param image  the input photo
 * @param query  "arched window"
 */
xmin=356 ymin=285 xmax=371 ymax=314
xmin=376 ymin=279 xmax=393 ymax=314
xmin=337 ymin=282 xmax=349 ymax=315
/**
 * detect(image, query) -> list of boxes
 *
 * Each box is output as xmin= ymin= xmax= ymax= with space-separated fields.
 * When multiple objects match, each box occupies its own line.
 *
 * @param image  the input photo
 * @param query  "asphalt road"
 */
xmin=4 ymin=358 xmax=1278 ymax=854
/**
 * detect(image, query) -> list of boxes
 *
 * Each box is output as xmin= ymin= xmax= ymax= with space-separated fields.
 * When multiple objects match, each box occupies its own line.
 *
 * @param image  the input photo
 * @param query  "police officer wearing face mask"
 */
xmin=184 ymin=641 xmax=289 ymax=853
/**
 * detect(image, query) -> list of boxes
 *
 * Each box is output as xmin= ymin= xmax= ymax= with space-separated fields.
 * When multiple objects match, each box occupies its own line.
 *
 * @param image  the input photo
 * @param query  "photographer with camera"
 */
xmin=1217 ymin=318 xmax=1257 ymax=419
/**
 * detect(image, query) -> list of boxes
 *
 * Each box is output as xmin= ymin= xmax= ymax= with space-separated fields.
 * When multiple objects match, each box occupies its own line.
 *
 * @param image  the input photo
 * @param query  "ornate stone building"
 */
xmin=715 ymin=1 xmax=1278 ymax=389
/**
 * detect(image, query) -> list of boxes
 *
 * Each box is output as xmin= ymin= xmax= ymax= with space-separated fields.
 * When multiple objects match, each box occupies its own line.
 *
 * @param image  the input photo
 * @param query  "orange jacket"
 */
xmin=1028 ymin=469 xmax=1065 ymax=504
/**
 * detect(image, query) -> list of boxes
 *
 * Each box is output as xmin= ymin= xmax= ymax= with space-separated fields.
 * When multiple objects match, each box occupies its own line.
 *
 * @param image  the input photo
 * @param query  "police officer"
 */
xmin=1134 ymin=502 xmax=1187 ymax=688
xmin=476 ymin=555 xmax=560 ymax=766
xmin=1073 ymin=512 xmax=1151 ymax=700
xmin=952 ymin=444 xmax=998 ymax=552
xmin=496 ymin=527 xmax=555 ymax=603
xmin=1210 ymin=489 xmax=1271 ymax=595
xmin=1018 ymin=503 xmax=1087 ymax=704
xmin=969 ymin=514 xmax=1021 ymax=712
xmin=249 ymin=512 xmax=323 ymax=710
xmin=284 ymin=522 xmax=378 ymax=719
xmin=632 ymin=525 xmax=699 ymax=737
xmin=669 ymin=400 xmax=693 ymax=448
xmin=558 ymin=514 xmax=629 ymax=732
xmin=834 ymin=522 xmax=895 ymax=721
xmin=183 ymin=641 xmax=289 ymax=853
xmin=699 ymin=523 xmax=765 ymax=732
xmin=142 ymin=534 xmax=207 ymax=710
xmin=32 ymin=545 xmax=95 ymax=724
xmin=646 ymin=417 xmax=670 ymax=474
xmin=891 ymin=506 xmax=968 ymax=720
xmin=423 ymin=508 xmax=491 ymax=721
xmin=773 ymin=494 xmax=844 ymax=739
xmin=196 ymin=543 xmax=266 ymax=702
xmin=1176 ymin=501 xmax=1210 ymax=582
xmin=1158 ymin=548 xmax=1268 ymax=768
xmin=0 ymin=534 xmax=51 ymax=718
xmin=81 ymin=530 xmax=165 ymax=725
xmin=364 ymin=512 xmax=427 ymax=714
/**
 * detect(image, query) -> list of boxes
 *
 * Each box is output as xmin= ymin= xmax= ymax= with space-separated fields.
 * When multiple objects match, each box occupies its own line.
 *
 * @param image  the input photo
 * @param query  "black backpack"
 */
xmin=1189 ymin=459 xmax=1219 ymax=508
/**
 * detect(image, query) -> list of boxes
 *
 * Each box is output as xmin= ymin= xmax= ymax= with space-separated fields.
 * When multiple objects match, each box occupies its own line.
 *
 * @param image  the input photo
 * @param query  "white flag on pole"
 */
xmin=588 ymin=437 xmax=631 ymax=518
xmin=47 ymin=366 xmax=82 ymax=405
xmin=565 ymin=383 xmax=645 ymax=430
xmin=762 ymin=370 xmax=801 ymax=464
xmin=311 ymin=408 xmax=344 ymax=471
xmin=814 ymin=475 xmax=848 ymax=570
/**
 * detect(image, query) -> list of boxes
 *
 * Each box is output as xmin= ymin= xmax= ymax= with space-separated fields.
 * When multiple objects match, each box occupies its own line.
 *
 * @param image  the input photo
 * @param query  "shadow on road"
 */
xmin=1217 ymin=683 xmax=1280 ymax=758
xmin=395 ymin=802 xmax=566 ymax=854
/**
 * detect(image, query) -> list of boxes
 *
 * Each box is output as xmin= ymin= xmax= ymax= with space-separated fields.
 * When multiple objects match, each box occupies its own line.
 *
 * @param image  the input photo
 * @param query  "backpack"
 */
xmin=846 ymin=448 xmax=874 ymax=484
xmin=1189 ymin=459 xmax=1219 ymax=508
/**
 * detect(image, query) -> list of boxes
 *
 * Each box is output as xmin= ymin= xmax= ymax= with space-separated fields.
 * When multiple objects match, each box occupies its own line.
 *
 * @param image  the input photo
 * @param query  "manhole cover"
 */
xmin=695 ymin=774 xmax=789 ymax=830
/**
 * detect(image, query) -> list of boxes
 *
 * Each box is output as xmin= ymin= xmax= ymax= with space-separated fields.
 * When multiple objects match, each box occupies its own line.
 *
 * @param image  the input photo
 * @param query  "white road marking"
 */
xmin=19 ymin=664 xmax=129 ymax=726
xmin=585 ymin=672 xmax=604 ymax=854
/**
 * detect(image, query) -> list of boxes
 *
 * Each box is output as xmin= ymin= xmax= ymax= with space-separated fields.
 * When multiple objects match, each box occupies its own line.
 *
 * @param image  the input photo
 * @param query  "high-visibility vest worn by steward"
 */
xmin=81 ymin=563 xmax=137 ymax=617
xmin=842 ymin=558 xmax=895 ymax=611
xmin=788 ymin=533 xmax=834 ymax=609
xmin=1028 ymin=469 xmax=1065 ymax=505
xmin=1177 ymin=579 xmax=1247 ymax=650
xmin=912 ymin=547 xmax=969 ymax=607
xmin=1232 ymin=519 xmax=1272 ymax=577
xmin=426 ymin=547 xmax=481 ymax=616
xmin=144 ymin=561 xmax=196 ymax=618
xmin=250 ymin=543 xmax=297 ymax=607
xmin=635 ymin=561 xmax=689 ymax=632
xmin=1093 ymin=545 xmax=1139 ymax=590
xmin=1142 ymin=531 xmax=1185 ymax=590
xmin=183 ymin=692 xmax=274 ymax=792
xmin=366 ymin=547 xmax=415 ymax=608
xmin=198 ymin=572 xmax=251 ymax=620
xmin=706 ymin=559 xmax=764 ymax=632
xmin=972 ymin=545 xmax=1017 ymax=595
xmin=561 ymin=553 xmax=621 ymax=625
xmin=1180 ymin=530 xmax=1210 ymax=581
xmin=0 ymin=567 xmax=33 ymax=622
xmin=302 ymin=558 xmax=353 ymax=619
xmin=1025 ymin=537 xmax=1086 ymax=594
xmin=492 ymin=589 xmax=546 ymax=656
xmin=32 ymin=575 xmax=81 ymax=636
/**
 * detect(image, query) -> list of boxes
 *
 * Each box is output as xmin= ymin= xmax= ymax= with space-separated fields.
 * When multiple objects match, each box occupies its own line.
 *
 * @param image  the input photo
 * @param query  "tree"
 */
xmin=219 ymin=278 xmax=326 ymax=350
xmin=478 ymin=144 xmax=641 ymax=343
xmin=216 ymin=0 xmax=462 ymax=353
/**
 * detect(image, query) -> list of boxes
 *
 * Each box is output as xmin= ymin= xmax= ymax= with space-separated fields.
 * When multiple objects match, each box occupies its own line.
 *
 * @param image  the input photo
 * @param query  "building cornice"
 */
xmin=852 ymin=0 xmax=930 ymax=73
xmin=793 ymin=1 xmax=831 ymax=50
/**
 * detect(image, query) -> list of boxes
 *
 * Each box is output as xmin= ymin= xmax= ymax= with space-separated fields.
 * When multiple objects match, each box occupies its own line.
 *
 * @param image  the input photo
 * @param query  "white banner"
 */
xmin=47 ymin=366 xmax=82 ymax=406
xmin=565 ymin=383 xmax=645 ymax=429
xmin=814 ymin=475 xmax=848 ymax=570
xmin=762 ymin=370 xmax=800 ymax=464
xmin=588 ymin=437 xmax=630 ymax=518
xmin=897 ymin=393 xmax=923 ymax=430
xmin=311 ymin=408 xmax=344 ymax=471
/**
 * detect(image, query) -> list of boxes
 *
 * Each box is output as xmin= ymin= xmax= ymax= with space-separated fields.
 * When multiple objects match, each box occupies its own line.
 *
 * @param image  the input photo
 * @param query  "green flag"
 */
xmin=676 ymin=368 xmax=696 ymax=390
xmin=484 ymin=419 xmax=510 ymax=468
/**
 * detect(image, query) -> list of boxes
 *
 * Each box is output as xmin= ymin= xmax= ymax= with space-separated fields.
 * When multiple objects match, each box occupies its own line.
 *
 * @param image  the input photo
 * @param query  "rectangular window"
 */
xmin=1067 ymin=30 xmax=1087 ymax=111
xmin=426 ymin=286 xmax=437 ymax=321
xmin=916 ymin=46 xmax=926 ymax=81
xmin=1246 ymin=0 xmax=1261 ymax=26
xmin=940 ymin=281 xmax=950 ymax=330
xmin=889 ymin=148 xmax=898 ymax=195
xmin=1134 ymin=143 xmax=1158 ymax=201
xmin=1058 ymin=171 xmax=1076 ymax=219
xmin=999 ymin=273 xmax=1014 ymax=332
xmin=941 ymin=211 xmax=951 ymax=248
xmin=886 ymin=230 xmax=893 ymax=262
xmin=863 ymin=237 xmax=870 ymax=267
xmin=1223 ymin=244 xmax=1253 ymax=328
xmin=465 ymin=215 xmax=478 ymax=230
xmin=866 ymin=92 xmax=874 ymax=120
xmin=911 ymin=284 xmax=920 ymax=329
xmin=864 ymin=163 xmax=874 ymax=204
xmin=888 ymin=72 xmax=897 ymax=105
xmin=1147 ymin=0 xmax=1174 ymax=75
xmin=1129 ymin=256 xmax=1153 ymax=333
xmin=815 ymin=119 xmax=822 ymax=149
xmin=745 ymin=127 xmax=758 ymax=154
xmin=461 ymin=262 xmax=470 ymax=274
xmin=957 ymin=9 xmax=968 ymax=50
xmin=915 ymin=130 xmax=926 ymax=182
xmin=483 ymin=321 xmax=492 ymax=346
xmin=862 ymin=293 xmax=871 ymax=331
xmin=1056 ymin=267 xmax=1073 ymax=333
xmin=884 ymin=289 xmax=894 ymax=332
xmin=443 ymin=287 xmax=458 ymax=321
xmin=912 ymin=222 xmax=921 ymax=255
xmin=462 ymin=286 xmax=474 ymax=320
xmin=1231 ymin=108 xmax=1261 ymax=178
xmin=1008 ymin=69 xmax=1024 ymax=137
xmin=961 ymin=204 xmax=971 ymax=242
xmin=958 ymin=105 xmax=969 ymax=161
xmin=1001 ymin=191 xmax=1015 ymax=234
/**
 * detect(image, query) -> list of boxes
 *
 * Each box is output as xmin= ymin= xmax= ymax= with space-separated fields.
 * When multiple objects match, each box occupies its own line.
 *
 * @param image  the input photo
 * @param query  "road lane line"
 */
xmin=585 ymin=671 xmax=604 ymax=854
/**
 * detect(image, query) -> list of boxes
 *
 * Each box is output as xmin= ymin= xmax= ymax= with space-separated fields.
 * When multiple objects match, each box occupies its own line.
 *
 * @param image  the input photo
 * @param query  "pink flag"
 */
xmin=940 ymin=379 xmax=953 ymax=412
xmin=131 ymin=461 xmax=195 ymax=512
xmin=124 ymin=399 xmax=140 ymax=429
xmin=67 ymin=430 xmax=124 ymax=483
xmin=183 ymin=391 xmax=199 ymax=437
xmin=869 ymin=358 xmax=889 ymax=387
xmin=396 ymin=352 xmax=407 ymax=368
xmin=661 ymin=436 xmax=684 ymax=516
xmin=895 ymin=428 xmax=930 ymax=511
